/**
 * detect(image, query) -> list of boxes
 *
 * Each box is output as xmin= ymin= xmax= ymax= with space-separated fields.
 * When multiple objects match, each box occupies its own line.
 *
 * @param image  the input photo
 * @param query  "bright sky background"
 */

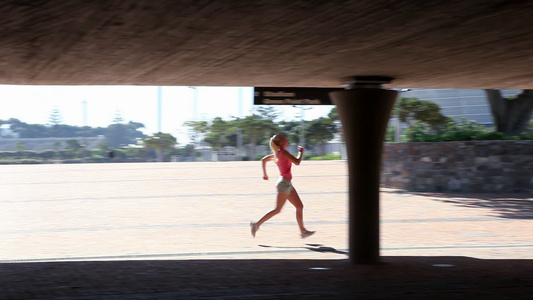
xmin=0 ymin=85 xmax=334 ymax=143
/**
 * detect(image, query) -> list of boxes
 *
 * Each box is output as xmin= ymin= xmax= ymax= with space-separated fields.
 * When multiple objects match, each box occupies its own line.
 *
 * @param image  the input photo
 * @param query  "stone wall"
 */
xmin=381 ymin=140 xmax=533 ymax=194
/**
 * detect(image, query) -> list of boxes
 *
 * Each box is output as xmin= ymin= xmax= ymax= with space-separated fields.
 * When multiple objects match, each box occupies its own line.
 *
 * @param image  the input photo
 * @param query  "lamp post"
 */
xmin=293 ymin=105 xmax=312 ymax=147
xmin=188 ymin=86 xmax=199 ymax=161
xmin=82 ymin=99 xmax=88 ymax=162
xmin=157 ymin=86 xmax=162 ymax=132
xmin=188 ymin=86 xmax=198 ymax=120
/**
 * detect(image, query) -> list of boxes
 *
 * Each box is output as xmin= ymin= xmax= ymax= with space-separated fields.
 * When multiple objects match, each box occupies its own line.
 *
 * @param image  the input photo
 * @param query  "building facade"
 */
xmin=398 ymin=88 xmax=521 ymax=126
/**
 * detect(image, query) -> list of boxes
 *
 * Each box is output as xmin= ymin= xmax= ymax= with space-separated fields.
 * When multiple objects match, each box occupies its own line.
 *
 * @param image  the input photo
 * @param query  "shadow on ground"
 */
xmin=384 ymin=190 xmax=533 ymax=219
xmin=1 ymin=256 xmax=532 ymax=299
xmin=259 ymin=243 xmax=348 ymax=255
xmin=434 ymin=197 xmax=533 ymax=219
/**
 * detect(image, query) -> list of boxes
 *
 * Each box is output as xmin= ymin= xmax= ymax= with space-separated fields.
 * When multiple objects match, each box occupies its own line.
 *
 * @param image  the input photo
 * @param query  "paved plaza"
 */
xmin=0 ymin=161 xmax=532 ymax=299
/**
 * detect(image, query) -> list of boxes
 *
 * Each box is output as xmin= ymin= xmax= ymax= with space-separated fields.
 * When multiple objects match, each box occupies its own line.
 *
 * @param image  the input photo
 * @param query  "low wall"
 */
xmin=381 ymin=140 xmax=533 ymax=194
xmin=0 ymin=136 xmax=105 ymax=151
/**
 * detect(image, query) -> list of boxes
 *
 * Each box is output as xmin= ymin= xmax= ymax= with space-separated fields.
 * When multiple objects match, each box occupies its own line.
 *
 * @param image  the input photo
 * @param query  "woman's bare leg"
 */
xmin=256 ymin=192 xmax=288 ymax=227
xmin=287 ymin=188 xmax=306 ymax=232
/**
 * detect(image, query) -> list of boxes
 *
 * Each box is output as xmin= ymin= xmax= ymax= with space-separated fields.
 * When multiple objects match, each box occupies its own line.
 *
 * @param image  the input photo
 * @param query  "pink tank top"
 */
xmin=277 ymin=150 xmax=292 ymax=179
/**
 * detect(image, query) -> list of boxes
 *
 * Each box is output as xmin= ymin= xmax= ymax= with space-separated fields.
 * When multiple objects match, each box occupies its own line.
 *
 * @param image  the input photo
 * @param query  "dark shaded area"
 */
xmin=1 ymin=257 xmax=531 ymax=299
xmin=435 ymin=198 xmax=533 ymax=220
xmin=384 ymin=190 xmax=533 ymax=219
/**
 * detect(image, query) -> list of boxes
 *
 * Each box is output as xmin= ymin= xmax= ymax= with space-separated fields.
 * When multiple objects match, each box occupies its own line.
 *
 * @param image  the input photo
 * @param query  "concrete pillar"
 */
xmin=330 ymin=79 xmax=397 ymax=264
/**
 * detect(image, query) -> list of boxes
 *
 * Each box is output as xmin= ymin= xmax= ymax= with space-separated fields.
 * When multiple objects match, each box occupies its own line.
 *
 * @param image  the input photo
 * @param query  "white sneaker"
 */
xmin=250 ymin=222 xmax=258 ymax=238
xmin=301 ymin=230 xmax=315 ymax=238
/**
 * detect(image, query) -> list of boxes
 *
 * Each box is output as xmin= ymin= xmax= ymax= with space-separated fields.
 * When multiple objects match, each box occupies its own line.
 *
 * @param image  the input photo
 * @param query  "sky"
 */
xmin=0 ymin=85 xmax=334 ymax=143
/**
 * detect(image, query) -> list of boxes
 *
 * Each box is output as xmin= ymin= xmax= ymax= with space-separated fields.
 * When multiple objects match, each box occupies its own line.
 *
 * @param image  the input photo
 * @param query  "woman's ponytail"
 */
xmin=270 ymin=134 xmax=282 ymax=162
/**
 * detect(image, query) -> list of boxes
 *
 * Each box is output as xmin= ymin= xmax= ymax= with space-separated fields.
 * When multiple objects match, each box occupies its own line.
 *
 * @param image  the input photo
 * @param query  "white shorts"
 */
xmin=276 ymin=177 xmax=293 ymax=194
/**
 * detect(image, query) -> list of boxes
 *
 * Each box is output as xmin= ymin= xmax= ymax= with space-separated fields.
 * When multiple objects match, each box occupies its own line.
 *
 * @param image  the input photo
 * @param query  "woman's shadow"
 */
xmin=259 ymin=244 xmax=348 ymax=255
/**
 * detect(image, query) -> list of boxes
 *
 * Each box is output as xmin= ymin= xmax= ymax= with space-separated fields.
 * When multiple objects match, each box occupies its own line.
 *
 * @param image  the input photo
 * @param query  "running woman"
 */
xmin=250 ymin=133 xmax=315 ymax=238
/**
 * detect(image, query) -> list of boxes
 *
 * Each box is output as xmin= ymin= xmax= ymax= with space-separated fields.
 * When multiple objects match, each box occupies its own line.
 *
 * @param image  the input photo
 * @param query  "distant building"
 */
xmin=0 ymin=124 xmax=19 ymax=138
xmin=398 ymin=88 xmax=521 ymax=126
xmin=0 ymin=136 xmax=106 ymax=151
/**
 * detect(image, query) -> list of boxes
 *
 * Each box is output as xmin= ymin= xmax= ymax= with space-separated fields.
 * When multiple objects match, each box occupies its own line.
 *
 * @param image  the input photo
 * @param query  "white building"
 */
xmin=398 ymin=88 xmax=521 ymax=126
xmin=0 ymin=124 xmax=19 ymax=138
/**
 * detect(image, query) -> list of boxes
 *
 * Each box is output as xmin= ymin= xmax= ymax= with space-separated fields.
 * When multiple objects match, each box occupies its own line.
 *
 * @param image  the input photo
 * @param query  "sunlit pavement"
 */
xmin=1 ymin=161 xmax=531 ymax=262
xmin=0 ymin=161 xmax=532 ymax=299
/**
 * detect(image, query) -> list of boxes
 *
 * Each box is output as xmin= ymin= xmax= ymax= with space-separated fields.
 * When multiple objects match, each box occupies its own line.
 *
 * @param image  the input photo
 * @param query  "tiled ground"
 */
xmin=1 ymin=161 xmax=531 ymax=262
xmin=0 ymin=161 xmax=531 ymax=299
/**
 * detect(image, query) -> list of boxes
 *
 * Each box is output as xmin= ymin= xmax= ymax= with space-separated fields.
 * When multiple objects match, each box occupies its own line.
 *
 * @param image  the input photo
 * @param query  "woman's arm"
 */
xmin=279 ymin=146 xmax=304 ymax=165
xmin=261 ymin=154 xmax=274 ymax=180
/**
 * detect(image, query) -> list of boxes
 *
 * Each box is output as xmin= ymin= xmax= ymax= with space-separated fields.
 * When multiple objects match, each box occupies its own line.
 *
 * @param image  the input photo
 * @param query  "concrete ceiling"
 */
xmin=1 ymin=0 xmax=532 ymax=89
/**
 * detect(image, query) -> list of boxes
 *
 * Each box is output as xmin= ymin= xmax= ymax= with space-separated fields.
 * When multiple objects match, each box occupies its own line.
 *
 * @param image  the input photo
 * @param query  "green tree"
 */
xmin=233 ymin=112 xmax=279 ymax=159
xmin=278 ymin=120 xmax=301 ymax=145
xmin=485 ymin=89 xmax=533 ymax=136
xmin=98 ymin=141 xmax=110 ymax=152
xmin=48 ymin=107 xmax=63 ymax=126
xmin=184 ymin=120 xmax=208 ymax=161
xmin=143 ymin=132 xmax=177 ymax=162
xmin=182 ymin=144 xmax=197 ymax=158
xmin=105 ymin=121 xmax=145 ymax=148
xmin=17 ymin=123 xmax=49 ymax=138
xmin=253 ymin=106 xmax=281 ymax=121
xmin=52 ymin=141 xmax=62 ymax=159
xmin=403 ymin=118 xmax=518 ymax=142
xmin=53 ymin=141 xmax=62 ymax=151
xmin=204 ymin=117 xmax=231 ymax=150
xmin=7 ymin=117 xmax=107 ymax=138
xmin=66 ymin=139 xmax=82 ymax=151
xmin=327 ymin=107 xmax=343 ymax=141
xmin=304 ymin=117 xmax=337 ymax=154
xmin=14 ymin=142 xmax=25 ymax=155
xmin=48 ymin=107 xmax=64 ymax=137
xmin=327 ymin=107 xmax=339 ymax=122
xmin=393 ymin=97 xmax=448 ymax=137
xmin=50 ymin=124 xmax=75 ymax=137
xmin=64 ymin=139 xmax=82 ymax=158
xmin=184 ymin=121 xmax=208 ymax=143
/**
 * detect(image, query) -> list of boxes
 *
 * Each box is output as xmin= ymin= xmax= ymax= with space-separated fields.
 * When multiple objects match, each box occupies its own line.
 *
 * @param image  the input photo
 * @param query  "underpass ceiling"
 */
xmin=0 ymin=0 xmax=532 ymax=89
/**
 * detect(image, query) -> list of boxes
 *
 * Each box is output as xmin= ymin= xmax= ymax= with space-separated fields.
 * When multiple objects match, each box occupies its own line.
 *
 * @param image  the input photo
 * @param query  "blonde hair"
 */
xmin=269 ymin=134 xmax=286 ymax=162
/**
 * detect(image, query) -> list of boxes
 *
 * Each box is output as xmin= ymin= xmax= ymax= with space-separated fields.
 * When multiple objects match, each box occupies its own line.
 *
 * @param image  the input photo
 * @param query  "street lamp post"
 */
xmin=188 ymin=86 xmax=198 ymax=120
xmin=157 ymin=86 xmax=162 ymax=132
xmin=82 ymin=99 xmax=88 ymax=163
xmin=293 ymin=105 xmax=312 ymax=148
xmin=188 ymin=86 xmax=199 ymax=161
